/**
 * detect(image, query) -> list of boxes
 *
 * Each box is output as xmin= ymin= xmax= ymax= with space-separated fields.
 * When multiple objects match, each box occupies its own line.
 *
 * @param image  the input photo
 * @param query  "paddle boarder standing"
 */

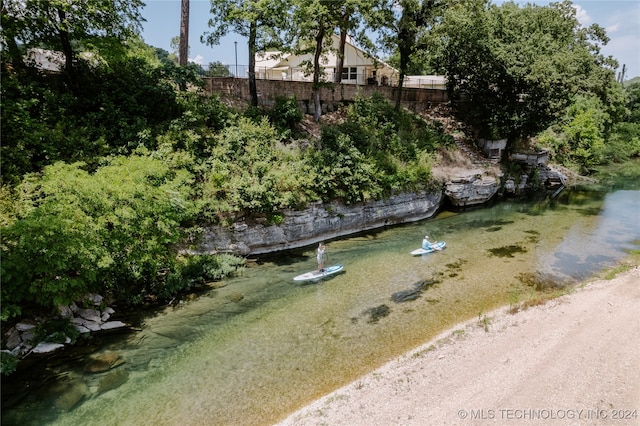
xmin=317 ymin=242 xmax=326 ymax=271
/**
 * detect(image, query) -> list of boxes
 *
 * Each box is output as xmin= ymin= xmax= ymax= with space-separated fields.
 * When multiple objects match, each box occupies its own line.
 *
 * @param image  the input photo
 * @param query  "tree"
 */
xmin=624 ymin=81 xmax=640 ymax=123
xmin=1 ymin=156 xmax=196 ymax=318
xmin=1 ymin=0 xmax=144 ymax=92
xmin=207 ymin=61 xmax=233 ymax=77
xmin=289 ymin=0 xmax=351 ymax=121
xmin=367 ymin=0 xmax=444 ymax=110
xmin=429 ymin=0 xmax=621 ymax=145
xmin=202 ymin=0 xmax=290 ymax=107
xmin=333 ymin=1 xmax=372 ymax=83
xmin=179 ymin=0 xmax=190 ymax=66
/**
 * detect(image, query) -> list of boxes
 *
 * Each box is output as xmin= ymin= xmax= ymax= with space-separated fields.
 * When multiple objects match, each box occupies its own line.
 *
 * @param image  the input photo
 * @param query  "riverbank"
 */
xmin=277 ymin=264 xmax=640 ymax=425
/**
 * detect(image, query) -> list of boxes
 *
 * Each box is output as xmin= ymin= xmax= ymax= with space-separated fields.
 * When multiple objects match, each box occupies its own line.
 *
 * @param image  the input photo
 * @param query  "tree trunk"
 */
xmin=335 ymin=27 xmax=347 ymax=83
xmin=179 ymin=0 xmax=189 ymax=66
xmin=396 ymin=45 xmax=409 ymax=111
xmin=312 ymin=23 xmax=326 ymax=122
xmin=56 ymin=8 xmax=77 ymax=94
xmin=248 ymin=21 xmax=258 ymax=106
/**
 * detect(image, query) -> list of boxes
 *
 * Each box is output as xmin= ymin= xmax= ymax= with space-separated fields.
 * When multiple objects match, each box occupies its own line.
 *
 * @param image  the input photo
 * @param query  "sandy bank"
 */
xmin=277 ymin=266 xmax=640 ymax=426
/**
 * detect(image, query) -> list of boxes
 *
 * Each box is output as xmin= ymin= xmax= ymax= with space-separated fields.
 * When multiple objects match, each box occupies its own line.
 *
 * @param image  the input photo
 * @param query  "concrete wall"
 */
xmin=204 ymin=78 xmax=449 ymax=113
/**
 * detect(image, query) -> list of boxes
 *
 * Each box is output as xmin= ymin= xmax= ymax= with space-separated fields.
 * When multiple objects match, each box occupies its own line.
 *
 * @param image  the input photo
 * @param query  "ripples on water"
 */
xmin=3 ymin=185 xmax=639 ymax=426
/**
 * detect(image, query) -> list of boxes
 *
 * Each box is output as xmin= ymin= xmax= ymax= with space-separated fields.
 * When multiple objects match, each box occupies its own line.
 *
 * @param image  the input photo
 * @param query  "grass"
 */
xmin=477 ymin=311 xmax=492 ymax=332
xmin=602 ymin=251 xmax=639 ymax=280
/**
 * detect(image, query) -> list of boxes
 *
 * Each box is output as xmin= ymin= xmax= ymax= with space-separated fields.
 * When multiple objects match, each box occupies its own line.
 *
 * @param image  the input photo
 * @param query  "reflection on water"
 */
xmin=2 ymin=185 xmax=639 ymax=426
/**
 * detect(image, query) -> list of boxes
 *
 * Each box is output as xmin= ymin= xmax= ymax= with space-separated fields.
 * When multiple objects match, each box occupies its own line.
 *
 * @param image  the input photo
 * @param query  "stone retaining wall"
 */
xmin=204 ymin=78 xmax=449 ymax=114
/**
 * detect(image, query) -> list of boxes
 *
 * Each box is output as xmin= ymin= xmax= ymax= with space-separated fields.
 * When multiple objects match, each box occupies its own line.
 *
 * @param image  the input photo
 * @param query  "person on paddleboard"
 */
xmin=422 ymin=235 xmax=442 ymax=251
xmin=317 ymin=242 xmax=327 ymax=271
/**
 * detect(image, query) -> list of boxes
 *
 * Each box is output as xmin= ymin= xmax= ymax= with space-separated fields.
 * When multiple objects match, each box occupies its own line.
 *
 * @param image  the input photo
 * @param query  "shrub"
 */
xmin=310 ymin=128 xmax=381 ymax=203
xmin=1 ymin=352 xmax=18 ymax=376
xmin=270 ymin=95 xmax=303 ymax=131
xmin=158 ymin=254 xmax=245 ymax=301
xmin=1 ymin=155 xmax=196 ymax=317
xmin=34 ymin=318 xmax=81 ymax=345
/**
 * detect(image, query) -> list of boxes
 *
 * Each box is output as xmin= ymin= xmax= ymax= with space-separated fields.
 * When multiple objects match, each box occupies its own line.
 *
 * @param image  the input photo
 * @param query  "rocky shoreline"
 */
xmin=3 ymin=294 xmax=127 ymax=359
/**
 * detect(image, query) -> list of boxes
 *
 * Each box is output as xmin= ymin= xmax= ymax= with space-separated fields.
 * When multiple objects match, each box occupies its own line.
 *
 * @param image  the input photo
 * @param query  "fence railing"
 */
xmin=199 ymin=64 xmax=446 ymax=89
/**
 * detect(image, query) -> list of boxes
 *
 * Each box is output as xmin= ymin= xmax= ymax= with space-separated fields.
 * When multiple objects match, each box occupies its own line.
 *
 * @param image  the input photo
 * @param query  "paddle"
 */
xmin=433 ymin=236 xmax=444 ymax=251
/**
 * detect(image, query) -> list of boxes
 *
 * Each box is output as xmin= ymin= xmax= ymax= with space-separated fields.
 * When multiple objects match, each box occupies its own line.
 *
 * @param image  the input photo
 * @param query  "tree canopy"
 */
xmin=1 ymin=0 xmax=144 ymax=90
xmin=202 ymin=0 xmax=291 ymax=106
xmin=428 ymin=0 xmax=623 ymax=144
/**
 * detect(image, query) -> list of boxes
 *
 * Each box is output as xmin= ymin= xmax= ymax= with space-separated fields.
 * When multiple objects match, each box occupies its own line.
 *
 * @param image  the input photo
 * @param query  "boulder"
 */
xmin=54 ymin=381 xmax=89 ymax=411
xmin=58 ymin=305 xmax=74 ymax=319
xmin=82 ymin=321 xmax=102 ymax=332
xmin=97 ymin=369 xmax=129 ymax=394
xmin=84 ymin=351 xmax=123 ymax=373
xmin=5 ymin=328 xmax=22 ymax=351
xmin=76 ymin=308 xmax=101 ymax=323
xmin=32 ymin=342 xmax=65 ymax=354
xmin=445 ymin=174 xmax=500 ymax=207
xmin=74 ymin=325 xmax=91 ymax=334
xmin=100 ymin=321 xmax=126 ymax=331
xmin=84 ymin=293 xmax=104 ymax=306
xmin=15 ymin=322 xmax=36 ymax=332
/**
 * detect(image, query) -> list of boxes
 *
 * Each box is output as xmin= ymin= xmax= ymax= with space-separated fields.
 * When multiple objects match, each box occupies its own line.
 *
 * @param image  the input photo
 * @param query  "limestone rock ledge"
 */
xmin=192 ymin=191 xmax=445 ymax=256
xmin=445 ymin=174 xmax=501 ymax=207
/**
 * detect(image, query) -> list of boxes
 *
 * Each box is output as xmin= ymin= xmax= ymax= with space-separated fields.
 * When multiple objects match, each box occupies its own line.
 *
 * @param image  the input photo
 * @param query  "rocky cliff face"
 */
xmin=189 ymin=165 xmax=563 ymax=256
xmin=444 ymin=174 xmax=501 ymax=207
xmin=192 ymin=191 xmax=445 ymax=255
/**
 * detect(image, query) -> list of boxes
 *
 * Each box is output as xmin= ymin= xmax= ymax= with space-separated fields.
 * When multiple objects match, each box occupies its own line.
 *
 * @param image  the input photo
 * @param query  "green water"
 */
xmin=2 ymin=184 xmax=639 ymax=426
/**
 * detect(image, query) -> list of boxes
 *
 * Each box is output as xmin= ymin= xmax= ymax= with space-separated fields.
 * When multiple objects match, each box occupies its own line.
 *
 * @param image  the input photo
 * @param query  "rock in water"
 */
xmin=97 ymin=369 xmax=129 ymax=394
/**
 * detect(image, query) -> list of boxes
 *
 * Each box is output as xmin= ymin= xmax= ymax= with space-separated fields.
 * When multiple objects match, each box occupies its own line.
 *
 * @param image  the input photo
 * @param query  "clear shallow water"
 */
xmin=2 ymin=184 xmax=639 ymax=426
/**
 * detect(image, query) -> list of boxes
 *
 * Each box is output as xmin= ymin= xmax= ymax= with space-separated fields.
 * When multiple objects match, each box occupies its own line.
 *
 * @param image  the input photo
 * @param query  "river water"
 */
xmin=2 ymin=178 xmax=639 ymax=426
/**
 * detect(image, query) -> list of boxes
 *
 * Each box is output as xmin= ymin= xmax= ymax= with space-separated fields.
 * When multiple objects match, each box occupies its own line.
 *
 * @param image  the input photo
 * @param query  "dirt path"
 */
xmin=277 ymin=266 xmax=640 ymax=426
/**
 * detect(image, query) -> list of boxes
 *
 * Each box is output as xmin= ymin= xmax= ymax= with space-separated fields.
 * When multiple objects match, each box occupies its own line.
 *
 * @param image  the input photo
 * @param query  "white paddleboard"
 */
xmin=293 ymin=264 xmax=344 ymax=282
xmin=410 ymin=241 xmax=446 ymax=255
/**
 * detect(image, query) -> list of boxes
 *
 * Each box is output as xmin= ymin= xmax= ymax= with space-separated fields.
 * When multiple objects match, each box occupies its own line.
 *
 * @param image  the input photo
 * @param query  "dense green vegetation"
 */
xmin=1 ymin=0 xmax=638 ymax=330
xmin=0 ymin=51 xmax=451 ymax=324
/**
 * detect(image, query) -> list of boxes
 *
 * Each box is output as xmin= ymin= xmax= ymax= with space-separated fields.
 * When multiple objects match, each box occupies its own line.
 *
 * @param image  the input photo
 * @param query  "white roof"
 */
xmin=255 ymin=51 xmax=290 ymax=68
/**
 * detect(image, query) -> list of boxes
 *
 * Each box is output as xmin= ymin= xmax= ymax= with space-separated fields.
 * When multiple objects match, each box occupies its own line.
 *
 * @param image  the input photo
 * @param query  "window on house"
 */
xmin=341 ymin=67 xmax=357 ymax=80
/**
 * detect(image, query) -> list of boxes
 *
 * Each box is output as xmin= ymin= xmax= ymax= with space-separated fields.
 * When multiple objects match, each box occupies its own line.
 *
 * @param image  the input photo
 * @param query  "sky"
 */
xmin=140 ymin=0 xmax=640 ymax=80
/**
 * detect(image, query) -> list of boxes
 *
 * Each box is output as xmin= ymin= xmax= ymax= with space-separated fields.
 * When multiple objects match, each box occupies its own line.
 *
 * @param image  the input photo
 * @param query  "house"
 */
xmin=25 ymin=48 xmax=99 ymax=72
xmin=255 ymin=34 xmax=398 ymax=86
xmin=25 ymin=48 xmax=66 ymax=71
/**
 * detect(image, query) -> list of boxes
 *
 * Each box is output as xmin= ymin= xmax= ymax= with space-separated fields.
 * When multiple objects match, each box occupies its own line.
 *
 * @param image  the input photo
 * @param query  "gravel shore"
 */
xmin=277 ymin=266 xmax=640 ymax=426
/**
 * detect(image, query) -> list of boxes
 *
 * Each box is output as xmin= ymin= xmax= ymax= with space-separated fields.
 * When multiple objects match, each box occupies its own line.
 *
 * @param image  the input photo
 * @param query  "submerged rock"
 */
xmin=363 ymin=305 xmax=391 ymax=323
xmin=391 ymin=289 xmax=422 ymax=303
xmin=97 ymin=369 xmax=129 ymax=394
xmin=54 ymin=381 xmax=90 ymax=411
xmin=84 ymin=351 xmax=124 ymax=373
